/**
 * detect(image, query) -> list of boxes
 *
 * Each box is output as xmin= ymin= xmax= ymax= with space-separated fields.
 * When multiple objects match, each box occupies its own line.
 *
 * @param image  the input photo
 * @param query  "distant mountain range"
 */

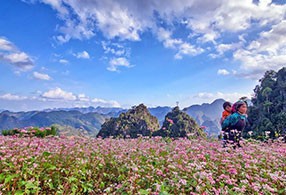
xmin=43 ymin=106 xmax=127 ymax=115
xmin=183 ymin=99 xmax=225 ymax=136
xmin=149 ymin=106 xmax=173 ymax=125
xmin=0 ymin=110 xmax=107 ymax=136
xmin=0 ymin=99 xmax=226 ymax=136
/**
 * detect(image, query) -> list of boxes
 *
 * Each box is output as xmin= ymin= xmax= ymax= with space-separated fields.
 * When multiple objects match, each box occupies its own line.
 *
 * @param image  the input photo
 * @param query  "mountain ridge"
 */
xmin=0 ymin=99 xmax=227 ymax=136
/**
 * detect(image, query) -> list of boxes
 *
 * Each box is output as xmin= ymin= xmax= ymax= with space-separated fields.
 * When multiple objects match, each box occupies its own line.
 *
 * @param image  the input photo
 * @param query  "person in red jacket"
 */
xmin=221 ymin=101 xmax=232 ymax=123
xmin=220 ymin=101 xmax=232 ymax=147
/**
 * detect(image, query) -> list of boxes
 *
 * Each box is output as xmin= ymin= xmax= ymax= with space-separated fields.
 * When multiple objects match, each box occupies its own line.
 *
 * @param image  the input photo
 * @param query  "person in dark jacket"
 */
xmin=222 ymin=100 xmax=248 ymax=148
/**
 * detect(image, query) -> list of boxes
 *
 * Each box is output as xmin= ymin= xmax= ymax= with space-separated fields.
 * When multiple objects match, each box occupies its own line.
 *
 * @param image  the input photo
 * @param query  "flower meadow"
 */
xmin=0 ymin=136 xmax=285 ymax=195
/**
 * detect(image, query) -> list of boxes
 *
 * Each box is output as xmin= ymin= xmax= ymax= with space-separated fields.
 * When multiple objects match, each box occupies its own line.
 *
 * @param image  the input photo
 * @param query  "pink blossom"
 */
xmin=228 ymin=168 xmax=238 ymax=175
xmin=166 ymin=118 xmax=174 ymax=124
xmin=156 ymin=170 xmax=163 ymax=176
xmin=179 ymin=179 xmax=187 ymax=185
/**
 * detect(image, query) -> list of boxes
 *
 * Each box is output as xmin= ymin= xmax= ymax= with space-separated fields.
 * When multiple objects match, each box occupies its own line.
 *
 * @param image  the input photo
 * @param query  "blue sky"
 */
xmin=0 ymin=0 xmax=285 ymax=111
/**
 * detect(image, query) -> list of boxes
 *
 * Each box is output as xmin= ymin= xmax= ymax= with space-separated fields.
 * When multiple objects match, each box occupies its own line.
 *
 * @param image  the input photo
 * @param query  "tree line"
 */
xmin=246 ymin=67 xmax=286 ymax=140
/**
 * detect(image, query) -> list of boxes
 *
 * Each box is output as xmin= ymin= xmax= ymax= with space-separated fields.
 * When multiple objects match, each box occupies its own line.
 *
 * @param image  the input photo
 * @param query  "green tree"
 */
xmin=247 ymin=67 xmax=286 ymax=140
xmin=97 ymin=104 xmax=160 ymax=138
xmin=152 ymin=106 xmax=205 ymax=138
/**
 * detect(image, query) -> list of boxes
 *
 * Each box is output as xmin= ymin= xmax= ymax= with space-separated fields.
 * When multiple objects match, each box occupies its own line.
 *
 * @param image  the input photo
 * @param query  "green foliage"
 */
xmin=97 ymin=104 xmax=160 ymax=138
xmin=247 ymin=67 xmax=286 ymax=140
xmin=153 ymin=106 xmax=206 ymax=138
xmin=2 ymin=129 xmax=18 ymax=136
xmin=1 ymin=126 xmax=58 ymax=138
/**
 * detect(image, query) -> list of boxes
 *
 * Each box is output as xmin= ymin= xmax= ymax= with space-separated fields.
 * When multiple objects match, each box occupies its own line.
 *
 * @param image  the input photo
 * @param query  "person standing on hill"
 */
xmin=221 ymin=100 xmax=248 ymax=148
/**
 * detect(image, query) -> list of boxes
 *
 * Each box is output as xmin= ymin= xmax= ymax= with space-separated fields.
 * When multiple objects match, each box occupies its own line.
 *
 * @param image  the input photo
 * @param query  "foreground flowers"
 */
xmin=0 ymin=136 xmax=285 ymax=194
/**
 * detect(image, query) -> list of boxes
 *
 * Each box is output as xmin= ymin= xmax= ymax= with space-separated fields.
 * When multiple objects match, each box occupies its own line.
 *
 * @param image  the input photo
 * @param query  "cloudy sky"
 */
xmin=0 ymin=0 xmax=285 ymax=111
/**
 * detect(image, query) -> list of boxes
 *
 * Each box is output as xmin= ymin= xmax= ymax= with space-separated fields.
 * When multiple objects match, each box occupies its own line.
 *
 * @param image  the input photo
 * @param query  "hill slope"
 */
xmin=97 ymin=104 xmax=160 ymax=138
xmin=183 ymin=99 xmax=225 ymax=136
xmin=0 ymin=110 xmax=107 ymax=136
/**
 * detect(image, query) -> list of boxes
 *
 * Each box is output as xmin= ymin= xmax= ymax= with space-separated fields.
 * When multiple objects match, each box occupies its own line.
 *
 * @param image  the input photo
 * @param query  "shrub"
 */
xmin=1 ymin=126 xmax=57 ymax=138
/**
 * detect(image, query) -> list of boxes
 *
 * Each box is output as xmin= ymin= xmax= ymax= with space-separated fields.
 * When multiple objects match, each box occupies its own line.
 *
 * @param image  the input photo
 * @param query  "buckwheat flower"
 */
xmin=226 ymin=178 xmax=234 ymax=185
xmin=262 ymin=184 xmax=275 ymax=193
xmin=207 ymin=175 xmax=216 ymax=185
xmin=155 ymin=183 xmax=161 ymax=191
xmin=241 ymin=179 xmax=248 ymax=184
xmin=166 ymin=118 xmax=174 ymax=124
xmin=20 ymin=130 xmax=27 ymax=134
xmin=196 ymin=185 xmax=201 ymax=192
xmin=116 ymin=184 xmax=122 ymax=189
xmin=179 ymin=179 xmax=187 ymax=185
xmin=252 ymin=183 xmax=261 ymax=192
xmin=156 ymin=170 xmax=163 ymax=176
xmin=269 ymin=173 xmax=279 ymax=181
xmin=228 ymin=168 xmax=237 ymax=175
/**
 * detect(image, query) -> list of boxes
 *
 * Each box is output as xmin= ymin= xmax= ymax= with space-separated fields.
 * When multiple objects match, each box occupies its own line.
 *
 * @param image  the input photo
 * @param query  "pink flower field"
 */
xmin=0 ymin=136 xmax=285 ymax=194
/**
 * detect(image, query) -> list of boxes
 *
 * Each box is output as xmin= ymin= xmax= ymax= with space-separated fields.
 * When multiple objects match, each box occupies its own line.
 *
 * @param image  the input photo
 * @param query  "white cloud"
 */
xmin=48 ymin=0 xmax=145 ymax=42
xmin=194 ymin=92 xmax=215 ymax=99
xmin=4 ymin=52 xmax=29 ymax=64
xmin=33 ymin=71 xmax=52 ymax=81
xmin=59 ymin=59 xmax=69 ymax=64
xmin=108 ymin=57 xmax=133 ymax=72
xmin=94 ymin=2 xmax=142 ymax=41
xmin=209 ymin=42 xmax=243 ymax=59
xmin=0 ymin=88 xmax=122 ymax=110
xmin=92 ymin=98 xmax=121 ymax=107
xmin=42 ymin=87 xmax=77 ymax=101
xmin=233 ymin=20 xmax=286 ymax=79
xmin=175 ymin=42 xmax=204 ymax=59
xmin=0 ymin=93 xmax=27 ymax=101
xmin=193 ymin=91 xmax=251 ymax=104
xmin=40 ymin=88 xmax=122 ymax=107
xmin=0 ymin=37 xmax=15 ymax=51
xmin=101 ymin=41 xmax=131 ymax=71
xmin=24 ymin=0 xmax=286 ymax=76
xmin=74 ymin=51 xmax=90 ymax=59
xmin=41 ymin=0 xmax=68 ymax=16
xmin=217 ymin=69 xmax=230 ymax=75
xmin=77 ymin=94 xmax=90 ymax=102
xmin=0 ymin=52 xmax=34 ymax=71
xmin=217 ymin=43 xmax=238 ymax=55
xmin=27 ymin=0 xmax=286 ymax=43
xmin=101 ymin=41 xmax=126 ymax=56
xmin=157 ymin=28 xmax=204 ymax=59
xmin=55 ymin=21 xmax=95 ymax=44
xmin=208 ymin=53 xmax=220 ymax=59
xmin=0 ymin=37 xmax=34 ymax=71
